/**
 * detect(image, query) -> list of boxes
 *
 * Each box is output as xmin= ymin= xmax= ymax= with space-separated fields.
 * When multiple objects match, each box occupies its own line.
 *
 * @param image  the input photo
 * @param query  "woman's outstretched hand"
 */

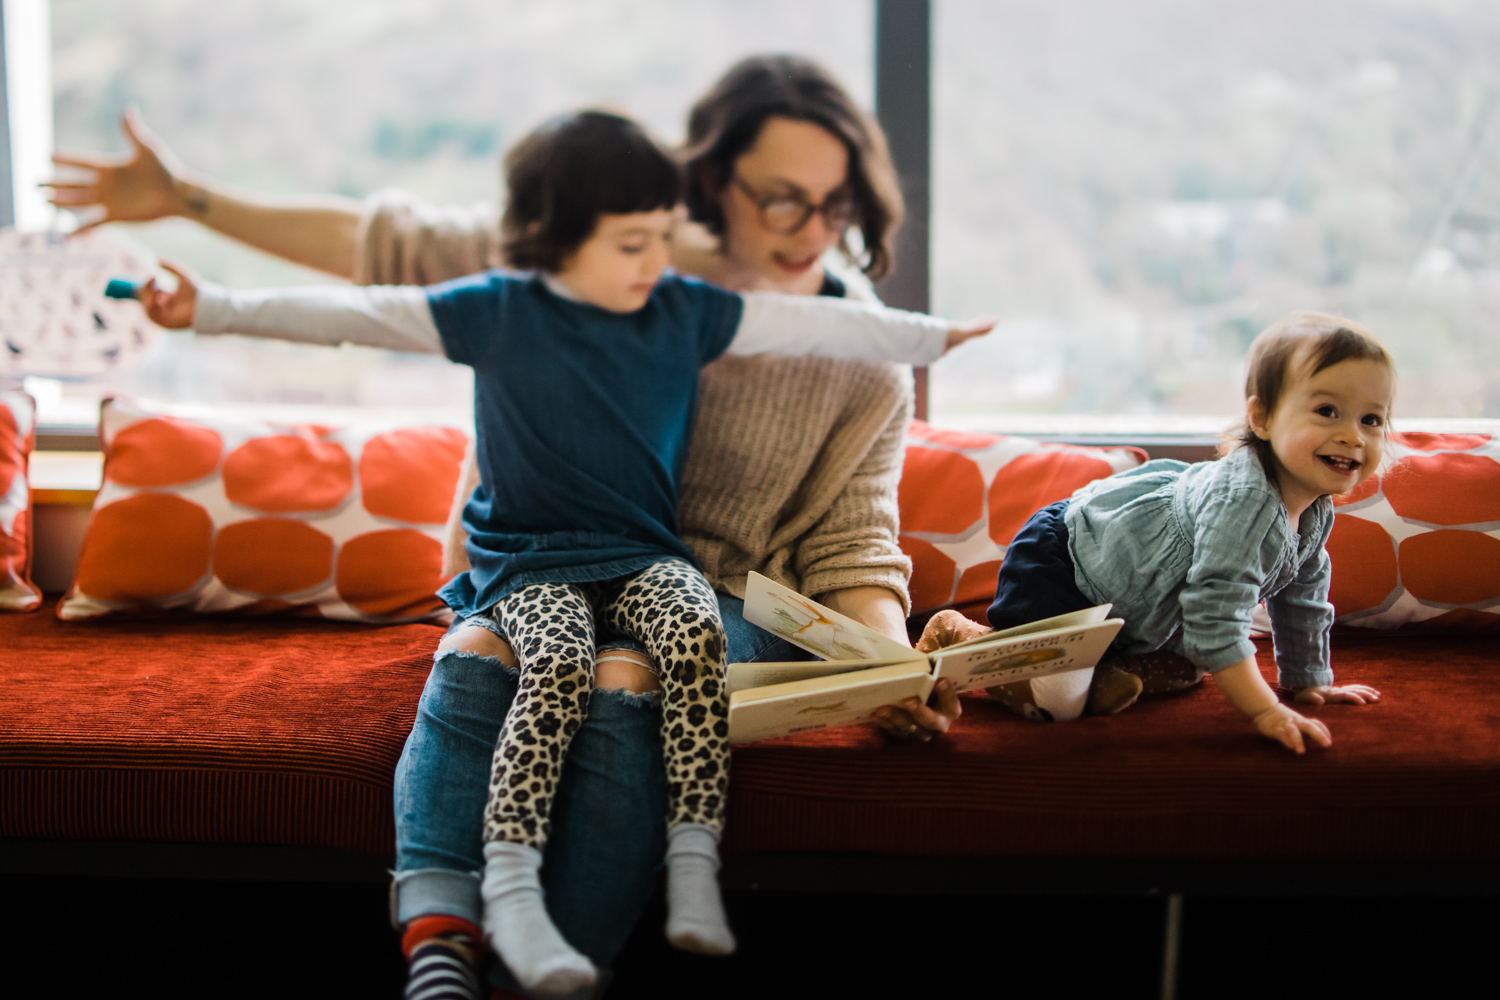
xmin=943 ymin=316 xmax=996 ymax=355
xmin=140 ymin=261 xmax=199 ymax=329
xmin=46 ymin=107 xmax=186 ymax=232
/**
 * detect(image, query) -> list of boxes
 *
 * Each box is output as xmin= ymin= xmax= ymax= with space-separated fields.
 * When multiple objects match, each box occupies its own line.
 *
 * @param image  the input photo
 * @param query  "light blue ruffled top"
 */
xmin=1064 ymin=445 xmax=1335 ymax=688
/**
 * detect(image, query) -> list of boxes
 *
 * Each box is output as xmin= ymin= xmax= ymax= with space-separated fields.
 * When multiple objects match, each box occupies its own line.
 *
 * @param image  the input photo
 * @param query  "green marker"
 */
xmin=104 ymin=278 xmax=141 ymax=300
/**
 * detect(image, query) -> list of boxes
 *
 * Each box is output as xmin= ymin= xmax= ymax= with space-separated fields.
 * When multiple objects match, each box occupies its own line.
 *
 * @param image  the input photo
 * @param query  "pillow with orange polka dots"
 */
xmin=899 ymin=421 xmax=1147 ymax=623
xmin=1328 ymin=430 xmax=1500 ymax=632
xmin=1 ymin=391 xmax=41 ymax=612
xmin=57 ymin=396 xmax=470 ymax=623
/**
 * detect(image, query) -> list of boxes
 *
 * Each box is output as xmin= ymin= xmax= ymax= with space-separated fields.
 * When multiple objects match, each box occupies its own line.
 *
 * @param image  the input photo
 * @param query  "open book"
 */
xmin=727 ymin=572 xmax=1125 ymax=744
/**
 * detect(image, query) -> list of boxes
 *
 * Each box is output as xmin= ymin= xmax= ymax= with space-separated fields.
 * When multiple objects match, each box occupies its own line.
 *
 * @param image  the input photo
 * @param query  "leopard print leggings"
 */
xmin=482 ymin=558 xmax=729 ymax=849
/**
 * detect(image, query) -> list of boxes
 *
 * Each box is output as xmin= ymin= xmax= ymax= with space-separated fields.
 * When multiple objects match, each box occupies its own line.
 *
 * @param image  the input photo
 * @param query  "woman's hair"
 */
xmin=1225 ymin=311 xmax=1396 ymax=484
xmin=681 ymin=54 xmax=904 ymax=281
xmin=501 ymin=110 xmax=680 ymax=272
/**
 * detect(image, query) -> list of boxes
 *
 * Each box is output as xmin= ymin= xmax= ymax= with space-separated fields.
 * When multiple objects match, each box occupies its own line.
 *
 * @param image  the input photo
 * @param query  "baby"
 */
xmin=923 ymin=312 xmax=1384 ymax=748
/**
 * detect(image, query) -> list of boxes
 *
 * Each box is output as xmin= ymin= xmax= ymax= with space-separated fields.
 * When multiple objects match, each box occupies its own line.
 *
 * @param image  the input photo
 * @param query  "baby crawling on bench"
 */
xmin=921 ymin=311 xmax=1386 ymax=750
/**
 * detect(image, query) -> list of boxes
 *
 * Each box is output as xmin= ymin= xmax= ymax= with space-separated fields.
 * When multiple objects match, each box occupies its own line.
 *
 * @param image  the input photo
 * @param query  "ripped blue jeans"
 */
xmin=391 ymin=591 xmax=810 ymax=977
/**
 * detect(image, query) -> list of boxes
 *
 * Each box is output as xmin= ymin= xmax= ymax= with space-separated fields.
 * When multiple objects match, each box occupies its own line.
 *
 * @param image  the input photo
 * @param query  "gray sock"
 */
xmin=664 ymin=823 xmax=736 ymax=955
xmin=480 ymin=841 xmax=597 ymax=996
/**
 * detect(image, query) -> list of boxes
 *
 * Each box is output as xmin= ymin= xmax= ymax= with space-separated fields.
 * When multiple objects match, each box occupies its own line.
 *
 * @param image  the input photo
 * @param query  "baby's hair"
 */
xmin=501 ymin=110 xmax=680 ymax=272
xmin=1225 ymin=311 xmax=1396 ymax=485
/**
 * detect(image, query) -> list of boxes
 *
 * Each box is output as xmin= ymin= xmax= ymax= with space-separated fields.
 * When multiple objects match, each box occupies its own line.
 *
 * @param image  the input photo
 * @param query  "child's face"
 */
xmin=1251 ymin=349 xmax=1393 ymax=508
xmin=554 ymin=209 xmax=675 ymax=313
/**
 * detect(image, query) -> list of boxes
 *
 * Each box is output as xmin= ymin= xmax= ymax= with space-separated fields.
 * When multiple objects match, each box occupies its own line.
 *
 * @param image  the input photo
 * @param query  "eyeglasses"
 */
xmin=733 ymin=175 xmax=857 ymax=235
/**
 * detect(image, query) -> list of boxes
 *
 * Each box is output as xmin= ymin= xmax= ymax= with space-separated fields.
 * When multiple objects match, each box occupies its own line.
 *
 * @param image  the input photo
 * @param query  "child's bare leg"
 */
xmin=480 ymin=584 xmax=598 ymax=996
xmin=594 ymin=647 xmax=661 ymax=694
xmin=602 ymin=560 xmax=735 ymax=955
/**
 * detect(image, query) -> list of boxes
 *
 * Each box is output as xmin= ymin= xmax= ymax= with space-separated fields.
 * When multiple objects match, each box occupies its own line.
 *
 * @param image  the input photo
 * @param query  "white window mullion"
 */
xmin=3 ymin=0 xmax=54 ymax=232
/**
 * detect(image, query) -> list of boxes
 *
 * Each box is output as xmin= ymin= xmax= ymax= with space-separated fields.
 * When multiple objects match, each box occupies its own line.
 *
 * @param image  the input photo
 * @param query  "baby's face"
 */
xmin=1256 ymin=350 xmax=1393 ymax=508
xmin=552 ymin=209 xmax=675 ymax=313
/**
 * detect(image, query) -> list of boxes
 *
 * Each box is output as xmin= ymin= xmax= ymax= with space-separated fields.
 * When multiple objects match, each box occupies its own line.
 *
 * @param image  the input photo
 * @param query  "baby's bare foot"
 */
xmin=916 ymin=610 xmax=992 ymax=653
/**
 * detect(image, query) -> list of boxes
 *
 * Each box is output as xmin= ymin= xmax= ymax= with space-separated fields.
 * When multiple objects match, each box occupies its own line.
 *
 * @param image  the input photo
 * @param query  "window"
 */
xmin=43 ymin=0 xmax=872 ymax=426
xmin=931 ymin=0 xmax=1500 ymax=430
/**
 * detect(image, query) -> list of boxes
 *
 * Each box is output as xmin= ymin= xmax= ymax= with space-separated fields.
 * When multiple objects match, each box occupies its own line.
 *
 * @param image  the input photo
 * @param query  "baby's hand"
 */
xmin=1251 ymin=703 xmax=1332 ymax=754
xmin=140 ymin=260 xmax=198 ymax=329
xmin=1294 ymin=683 xmax=1381 ymax=706
xmin=942 ymin=316 xmax=996 ymax=355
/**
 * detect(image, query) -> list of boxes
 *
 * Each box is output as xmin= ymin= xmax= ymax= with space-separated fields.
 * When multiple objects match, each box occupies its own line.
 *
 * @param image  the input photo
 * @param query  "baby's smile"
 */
xmin=1317 ymin=454 xmax=1360 ymax=473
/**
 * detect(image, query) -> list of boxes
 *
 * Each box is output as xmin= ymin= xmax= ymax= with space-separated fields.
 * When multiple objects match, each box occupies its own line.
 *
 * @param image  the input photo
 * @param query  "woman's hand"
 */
xmin=943 ymin=316 xmax=996 ymax=355
xmin=1294 ymin=683 xmax=1381 ymax=706
xmin=1251 ymin=702 xmax=1332 ymax=754
xmin=869 ymin=609 xmax=987 ymax=742
xmin=813 ymin=589 xmax=963 ymax=743
xmin=46 ymin=108 xmax=187 ymax=231
xmin=47 ymin=106 xmax=363 ymax=278
xmin=140 ymin=261 xmax=199 ymax=329
xmin=873 ymin=679 xmax=961 ymax=742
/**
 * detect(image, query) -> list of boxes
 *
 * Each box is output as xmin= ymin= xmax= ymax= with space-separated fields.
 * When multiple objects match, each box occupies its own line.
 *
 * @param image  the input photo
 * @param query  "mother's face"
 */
xmin=717 ymin=116 xmax=853 ymax=289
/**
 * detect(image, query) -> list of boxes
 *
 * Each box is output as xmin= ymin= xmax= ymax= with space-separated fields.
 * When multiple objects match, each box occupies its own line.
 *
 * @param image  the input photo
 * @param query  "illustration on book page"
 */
xmin=748 ymin=578 xmax=910 ymax=662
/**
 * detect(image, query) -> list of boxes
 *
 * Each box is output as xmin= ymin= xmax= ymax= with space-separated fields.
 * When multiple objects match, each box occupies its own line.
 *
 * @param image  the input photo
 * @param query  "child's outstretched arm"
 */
xmin=1214 ymin=655 xmax=1332 ymax=754
xmin=727 ymin=292 xmax=993 ymax=365
xmin=138 ymin=260 xmax=444 ymax=354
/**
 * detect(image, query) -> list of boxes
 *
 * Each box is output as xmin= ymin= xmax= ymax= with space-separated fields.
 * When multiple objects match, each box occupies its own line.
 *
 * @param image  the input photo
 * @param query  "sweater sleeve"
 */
xmin=193 ymin=281 xmax=443 ymax=354
xmin=728 ymin=292 xmax=949 ymax=364
xmin=352 ymin=189 xmax=504 ymax=286
xmin=796 ymin=376 xmax=915 ymax=612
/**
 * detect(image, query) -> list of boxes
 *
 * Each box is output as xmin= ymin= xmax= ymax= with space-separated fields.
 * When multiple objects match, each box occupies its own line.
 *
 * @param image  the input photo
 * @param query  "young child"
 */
xmin=925 ymin=312 xmax=1385 ymax=746
xmin=135 ymin=110 xmax=989 ymax=996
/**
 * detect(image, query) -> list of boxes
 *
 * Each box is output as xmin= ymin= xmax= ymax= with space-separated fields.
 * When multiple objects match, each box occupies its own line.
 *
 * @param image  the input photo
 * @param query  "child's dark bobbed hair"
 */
xmin=501 ymin=110 xmax=680 ymax=272
xmin=1226 ymin=311 xmax=1395 ymax=484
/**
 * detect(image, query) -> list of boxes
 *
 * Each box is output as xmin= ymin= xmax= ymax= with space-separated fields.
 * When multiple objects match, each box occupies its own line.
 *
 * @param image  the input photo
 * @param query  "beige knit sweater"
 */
xmin=353 ymin=191 xmax=914 ymax=610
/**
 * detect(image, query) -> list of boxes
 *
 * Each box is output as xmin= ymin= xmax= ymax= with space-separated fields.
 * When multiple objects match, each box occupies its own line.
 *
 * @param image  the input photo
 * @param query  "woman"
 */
xmin=50 ymin=55 xmax=962 ymax=996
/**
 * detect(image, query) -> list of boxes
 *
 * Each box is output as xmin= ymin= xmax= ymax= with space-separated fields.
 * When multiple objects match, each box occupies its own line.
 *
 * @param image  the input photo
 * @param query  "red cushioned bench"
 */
xmin=4 ymin=598 xmax=1498 ymax=894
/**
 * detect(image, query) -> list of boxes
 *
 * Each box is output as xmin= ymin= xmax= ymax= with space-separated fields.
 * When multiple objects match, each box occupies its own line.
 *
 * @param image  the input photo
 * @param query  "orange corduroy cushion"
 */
xmin=1329 ymin=431 xmax=1500 ymax=632
xmin=58 ymin=397 xmax=469 ymax=623
xmin=898 ymin=421 xmax=1147 ymax=620
xmin=0 ymin=392 xmax=41 ymax=612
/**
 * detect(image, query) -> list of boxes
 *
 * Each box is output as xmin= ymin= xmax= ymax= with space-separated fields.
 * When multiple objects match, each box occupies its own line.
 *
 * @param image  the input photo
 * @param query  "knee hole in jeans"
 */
xmin=595 ymin=650 xmax=661 ymax=695
xmin=437 ymin=624 xmax=518 ymax=668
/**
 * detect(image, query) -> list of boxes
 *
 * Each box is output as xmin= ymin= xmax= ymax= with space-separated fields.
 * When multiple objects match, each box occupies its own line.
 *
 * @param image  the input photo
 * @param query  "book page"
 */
xmin=930 ymin=618 xmax=1125 ymax=693
xmin=941 ymin=603 xmax=1114 ymax=651
xmin=728 ymin=662 xmax=934 ymax=744
xmin=725 ymin=657 xmax=920 ymax=695
xmin=742 ymin=572 xmax=914 ymax=663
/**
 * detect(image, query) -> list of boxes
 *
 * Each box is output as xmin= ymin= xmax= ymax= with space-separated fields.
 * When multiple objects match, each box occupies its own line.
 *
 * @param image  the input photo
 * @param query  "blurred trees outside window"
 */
xmin=47 ymin=0 xmax=1500 ymax=424
xmin=931 ymin=0 xmax=1500 ymax=425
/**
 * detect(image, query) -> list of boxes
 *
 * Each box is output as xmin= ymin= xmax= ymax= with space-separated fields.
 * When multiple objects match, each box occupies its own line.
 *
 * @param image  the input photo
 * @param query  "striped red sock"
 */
xmin=402 ymin=915 xmax=482 ymax=959
xmin=403 ymin=916 xmax=483 ymax=1000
